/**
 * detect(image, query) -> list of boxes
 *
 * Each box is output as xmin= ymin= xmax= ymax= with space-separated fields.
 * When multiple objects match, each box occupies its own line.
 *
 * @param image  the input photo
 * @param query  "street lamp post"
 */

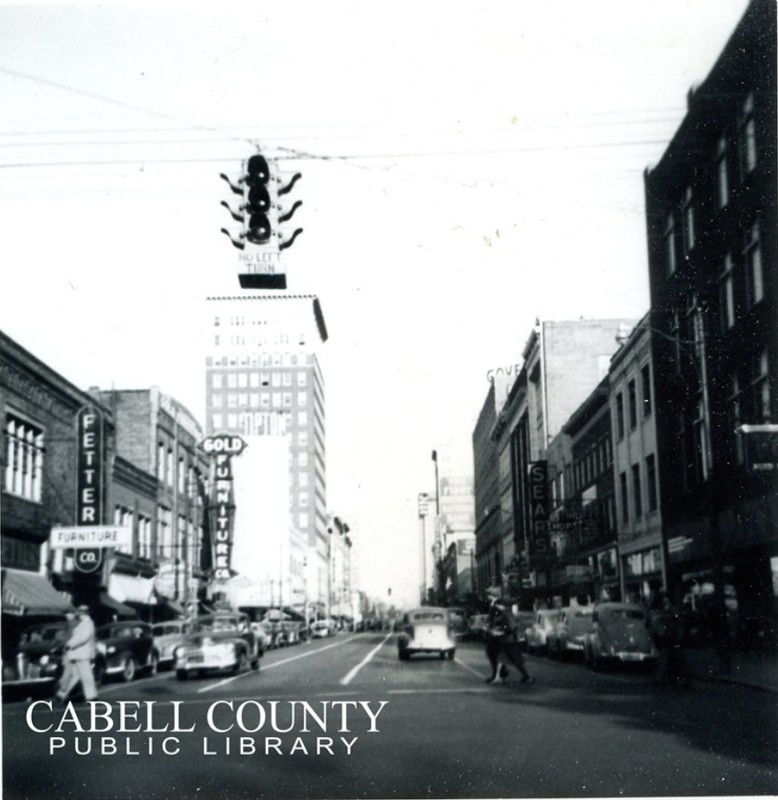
xmin=431 ymin=450 xmax=443 ymax=605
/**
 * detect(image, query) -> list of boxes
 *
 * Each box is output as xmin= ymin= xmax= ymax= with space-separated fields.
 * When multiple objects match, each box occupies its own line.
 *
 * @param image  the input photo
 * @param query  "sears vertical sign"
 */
xmin=75 ymin=405 xmax=105 ymax=573
xmin=528 ymin=460 xmax=550 ymax=564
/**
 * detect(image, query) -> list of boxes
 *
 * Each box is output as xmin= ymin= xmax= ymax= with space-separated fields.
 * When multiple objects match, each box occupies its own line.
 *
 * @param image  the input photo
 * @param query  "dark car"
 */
xmin=95 ymin=621 xmax=158 ymax=683
xmin=174 ymin=612 xmax=262 ymax=680
xmin=5 ymin=621 xmax=71 ymax=687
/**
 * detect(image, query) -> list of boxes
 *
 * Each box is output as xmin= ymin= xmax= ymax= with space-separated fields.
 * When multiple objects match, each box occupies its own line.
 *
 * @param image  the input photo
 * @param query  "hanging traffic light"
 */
xmin=243 ymin=154 xmax=272 ymax=246
xmin=219 ymin=150 xmax=306 ymax=290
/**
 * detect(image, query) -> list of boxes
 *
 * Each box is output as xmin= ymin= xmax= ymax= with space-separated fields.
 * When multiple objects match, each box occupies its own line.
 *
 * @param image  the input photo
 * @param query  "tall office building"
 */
xmin=203 ymin=294 xmax=328 ymax=612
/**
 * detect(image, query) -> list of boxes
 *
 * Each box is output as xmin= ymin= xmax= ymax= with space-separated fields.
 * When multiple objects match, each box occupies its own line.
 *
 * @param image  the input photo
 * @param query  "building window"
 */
xmin=238 ymin=373 xmax=248 ymax=389
xmin=641 ymin=364 xmax=652 ymax=417
xmin=615 ymin=393 xmax=625 ymax=440
xmin=631 ymin=464 xmax=642 ymax=519
xmin=213 ymin=394 xmax=223 ymax=408
xmin=682 ymin=186 xmax=695 ymax=256
xmin=249 ymin=393 xmax=259 ymax=408
xmin=166 ymin=448 xmax=174 ymax=487
xmin=628 ymin=379 xmax=638 ymax=429
xmin=211 ymin=373 xmax=223 ymax=389
xmin=729 ymin=375 xmax=744 ymax=466
xmin=227 ymin=393 xmax=237 ymax=408
xmin=178 ymin=457 xmax=186 ymax=494
xmin=282 ymin=393 xmax=292 ymax=407
xmin=238 ymin=393 xmax=247 ymax=407
xmin=260 ymin=393 xmax=270 ymax=408
xmin=138 ymin=515 xmax=152 ymax=559
xmin=692 ymin=399 xmax=710 ymax=484
xmin=227 ymin=373 xmax=237 ymax=389
xmin=227 ymin=413 xmax=237 ymax=428
xmin=664 ymin=213 xmax=677 ymax=276
xmin=744 ymin=221 xmax=764 ymax=307
xmin=297 ymin=372 xmax=307 ymax=387
xmin=620 ymin=472 xmax=629 ymax=525
xmin=751 ymin=349 xmax=771 ymax=422
xmin=646 ymin=454 xmax=658 ymax=513
xmin=4 ymin=414 xmax=44 ymax=502
xmin=719 ymin=252 xmax=736 ymax=330
xmin=298 ymin=392 xmax=307 ymax=407
xmin=212 ymin=413 xmax=223 ymax=430
xmin=716 ymin=137 xmax=729 ymax=210
xmin=249 ymin=373 xmax=259 ymax=388
xmin=739 ymin=93 xmax=757 ymax=177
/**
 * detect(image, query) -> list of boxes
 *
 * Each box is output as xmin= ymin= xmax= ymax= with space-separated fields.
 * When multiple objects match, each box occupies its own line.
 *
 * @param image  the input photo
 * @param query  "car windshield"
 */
xmin=208 ymin=619 xmax=238 ymax=632
xmin=412 ymin=613 xmax=445 ymax=622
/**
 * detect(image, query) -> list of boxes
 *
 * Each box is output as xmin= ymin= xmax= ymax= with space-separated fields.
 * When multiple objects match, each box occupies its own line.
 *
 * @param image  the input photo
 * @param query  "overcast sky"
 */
xmin=0 ymin=0 xmax=750 ymax=606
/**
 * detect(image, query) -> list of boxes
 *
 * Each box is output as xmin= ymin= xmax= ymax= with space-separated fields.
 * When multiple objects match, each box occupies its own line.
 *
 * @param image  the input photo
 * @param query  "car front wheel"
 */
xmin=232 ymin=650 xmax=248 ymax=674
xmin=121 ymin=655 xmax=137 ymax=682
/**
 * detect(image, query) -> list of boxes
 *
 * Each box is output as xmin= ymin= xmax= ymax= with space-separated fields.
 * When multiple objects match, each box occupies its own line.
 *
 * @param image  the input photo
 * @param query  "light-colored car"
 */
xmin=311 ymin=620 xmax=334 ymax=638
xmin=152 ymin=620 xmax=191 ymax=670
xmin=525 ymin=609 xmax=562 ymax=653
xmin=547 ymin=606 xmax=594 ymax=658
xmin=583 ymin=602 xmax=657 ymax=670
xmin=174 ymin=612 xmax=262 ymax=680
xmin=397 ymin=607 xmax=456 ymax=661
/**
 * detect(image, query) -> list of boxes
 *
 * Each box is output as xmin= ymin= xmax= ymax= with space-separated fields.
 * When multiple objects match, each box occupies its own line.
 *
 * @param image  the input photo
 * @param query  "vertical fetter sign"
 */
xmin=75 ymin=405 xmax=104 ymax=574
xmin=201 ymin=434 xmax=247 ymax=582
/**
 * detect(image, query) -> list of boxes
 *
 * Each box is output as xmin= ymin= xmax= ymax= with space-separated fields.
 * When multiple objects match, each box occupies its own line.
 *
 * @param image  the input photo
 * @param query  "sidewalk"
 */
xmin=684 ymin=646 xmax=778 ymax=694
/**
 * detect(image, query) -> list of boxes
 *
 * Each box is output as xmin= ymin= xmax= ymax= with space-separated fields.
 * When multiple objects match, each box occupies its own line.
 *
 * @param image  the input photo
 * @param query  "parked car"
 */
xmin=311 ymin=620 xmax=334 ymax=639
xmin=174 ymin=612 xmax=262 ymax=680
xmin=5 ymin=620 xmax=70 ymax=686
xmin=249 ymin=621 xmax=272 ymax=651
xmin=513 ymin=611 xmax=537 ymax=650
xmin=397 ymin=607 xmax=456 ymax=661
xmin=151 ymin=620 xmax=191 ymax=670
xmin=583 ymin=602 xmax=657 ymax=670
xmin=95 ymin=621 xmax=158 ymax=683
xmin=547 ymin=606 xmax=594 ymax=659
xmin=525 ymin=609 xmax=562 ymax=653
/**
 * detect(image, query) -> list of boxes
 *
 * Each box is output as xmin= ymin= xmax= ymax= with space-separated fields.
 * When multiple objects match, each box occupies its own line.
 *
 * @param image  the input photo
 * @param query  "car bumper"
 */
xmin=176 ymin=648 xmax=236 ymax=671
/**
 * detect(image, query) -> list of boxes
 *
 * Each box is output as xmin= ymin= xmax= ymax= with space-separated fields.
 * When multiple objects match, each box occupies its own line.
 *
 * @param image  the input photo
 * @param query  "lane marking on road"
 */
xmin=197 ymin=637 xmax=359 ymax=693
xmin=339 ymin=633 xmax=392 ymax=685
xmin=454 ymin=656 xmax=488 ymax=680
xmin=388 ymin=688 xmax=492 ymax=695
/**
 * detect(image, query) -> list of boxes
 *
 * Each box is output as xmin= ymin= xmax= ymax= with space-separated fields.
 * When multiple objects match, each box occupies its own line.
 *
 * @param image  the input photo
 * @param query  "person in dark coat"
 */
xmin=650 ymin=591 xmax=691 ymax=688
xmin=484 ymin=588 xmax=534 ymax=685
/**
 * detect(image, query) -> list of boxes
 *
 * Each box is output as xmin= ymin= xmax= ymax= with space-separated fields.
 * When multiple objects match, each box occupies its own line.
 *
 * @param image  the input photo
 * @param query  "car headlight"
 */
xmin=107 ymin=645 xmax=117 ymax=654
xmin=97 ymin=643 xmax=107 ymax=655
xmin=39 ymin=655 xmax=50 ymax=666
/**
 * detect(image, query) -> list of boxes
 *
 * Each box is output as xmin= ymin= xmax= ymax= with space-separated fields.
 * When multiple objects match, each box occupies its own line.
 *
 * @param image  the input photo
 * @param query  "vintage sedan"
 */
xmin=583 ymin=602 xmax=657 ymax=670
xmin=5 ymin=620 xmax=70 ymax=686
xmin=547 ymin=605 xmax=594 ymax=658
xmin=95 ymin=621 xmax=158 ymax=683
xmin=397 ymin=607 xmax=456 ymax=661
xmin=151 ymin=620 xmax=191 ymax=670
xmin=174 ymin=612 xmax=262 ymax=680
xmin=525 ymin=609 xmax=562 ymax=653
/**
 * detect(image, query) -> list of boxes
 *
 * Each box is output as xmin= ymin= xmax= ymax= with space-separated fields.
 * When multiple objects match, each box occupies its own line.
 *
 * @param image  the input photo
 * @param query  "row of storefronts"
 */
xmin=1 ymin=328 xmax=209 ymax=667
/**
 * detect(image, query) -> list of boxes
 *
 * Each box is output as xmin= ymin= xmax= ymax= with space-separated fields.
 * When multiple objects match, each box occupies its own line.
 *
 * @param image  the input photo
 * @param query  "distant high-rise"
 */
xmin=203 ymin=294 xmax=328 ymax=611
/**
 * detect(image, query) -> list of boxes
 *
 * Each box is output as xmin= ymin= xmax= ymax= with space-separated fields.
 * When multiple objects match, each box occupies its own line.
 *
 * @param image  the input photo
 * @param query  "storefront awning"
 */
xmin=1 ymin=568 xmax=73 ymax=617
xmin=98 ymin=592 xmax=138 ymax=620
xmin=109 ymin=572 xmax=155 ymax=605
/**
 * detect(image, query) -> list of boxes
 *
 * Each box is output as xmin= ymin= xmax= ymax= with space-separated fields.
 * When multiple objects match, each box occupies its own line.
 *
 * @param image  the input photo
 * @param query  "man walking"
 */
xmin=55 ymin=605 xmax=98 ymax=703
xmin=484 ymin=588 xmax=534 ymax=685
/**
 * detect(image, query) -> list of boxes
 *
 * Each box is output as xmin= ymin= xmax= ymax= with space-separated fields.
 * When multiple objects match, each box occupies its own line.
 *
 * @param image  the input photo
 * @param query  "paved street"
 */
xmin=3 ymin=632 xmax=777 ymax=799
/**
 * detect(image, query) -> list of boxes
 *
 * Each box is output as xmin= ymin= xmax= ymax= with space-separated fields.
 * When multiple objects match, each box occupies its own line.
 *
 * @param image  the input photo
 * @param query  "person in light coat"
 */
xmin=55 ymin=605 xmax=98 ymax=703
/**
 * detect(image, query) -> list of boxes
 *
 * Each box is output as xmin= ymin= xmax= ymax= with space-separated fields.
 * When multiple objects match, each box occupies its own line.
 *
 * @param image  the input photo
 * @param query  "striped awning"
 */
xmin=1 ymin=568 xmax=73 ymax=617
